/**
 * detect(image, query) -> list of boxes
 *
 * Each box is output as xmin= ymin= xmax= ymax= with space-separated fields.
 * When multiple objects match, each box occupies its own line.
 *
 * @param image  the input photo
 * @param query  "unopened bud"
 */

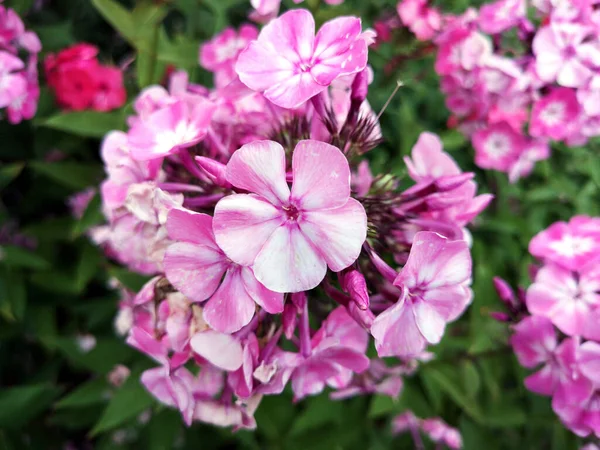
xmin=493 ymin=276 xmax=517 ymax=310
xmin=195 ymin=156 xmax=231 ymax=188
xmin=340 ymin=270 xmax=370 ymax=310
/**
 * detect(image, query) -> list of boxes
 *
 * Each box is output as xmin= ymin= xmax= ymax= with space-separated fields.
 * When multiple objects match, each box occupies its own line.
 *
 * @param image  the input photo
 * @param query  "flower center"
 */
xmin=283 ymin=204 xmax=301 ymax=221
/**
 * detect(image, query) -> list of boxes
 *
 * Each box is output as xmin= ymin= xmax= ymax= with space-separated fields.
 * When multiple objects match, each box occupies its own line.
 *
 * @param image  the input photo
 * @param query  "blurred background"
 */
xmin=1 ymin=0 xmax=599 ymax=449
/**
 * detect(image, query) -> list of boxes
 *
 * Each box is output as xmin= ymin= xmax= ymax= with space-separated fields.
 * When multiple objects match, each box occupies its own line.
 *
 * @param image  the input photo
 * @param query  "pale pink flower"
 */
xmin=552 ymin=391 xmax=600 ymax=438
xmin=511 ymin=317 xmax=593 ymax=402
xmin=529 ymin=215 xmax=600 ymax=271
xmin=163 ymin=208 xmax=283 ymax=333
xmin=421 ymin=418 xmax=463 ymax=449
xmin=526 ymin=263 xmax=600 ymax=338
xmin=579 ymin=341 xmax=600 ymax=385
xmin=371 ymin=231 xmax=472 ymax=357
xmin=397 ymin=0 xmax=442 ymax=41
xmin=129 ymin=99 xmax=217 ymax=161
xmin=0 ymin=50 xmax=26 ymax=108
xmin=529 ymin=87 xmax=580 ymax=141
xmin=249 ymin=0 xmax=281 ymax=23
xmin=533 ymin=23 xmax=599 ymax=88
xmin=472 ymin=122 xmax=523 ymax=171
xmin=507 ymin=140 xmax=551 ymax=183
xmin=235 ymin=9 xmax=368 ymax=108
xmin=6 ymin=71 xmax=38 ymax=124
xmin=200 ymin=25 xmax=258 ymax=87
xmin=213 ymin=139 xmax=367 ymax=293
xmin=478 ymin=0 xmax=526 ymax=35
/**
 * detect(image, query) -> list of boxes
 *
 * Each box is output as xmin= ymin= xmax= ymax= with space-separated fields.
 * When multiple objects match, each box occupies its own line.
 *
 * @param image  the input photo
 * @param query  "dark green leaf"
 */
xmin=0 ymin=163 xmax=24 ymax=191
xmin=40 ymin=111 xmax=124 ymax=138
xmin=0 ymin=383 xmax=62 ymax=428
xmin=30 ymin=161 xmax=103 ymax=190
xmin=56 ymin=378 xmax=110 ymax=409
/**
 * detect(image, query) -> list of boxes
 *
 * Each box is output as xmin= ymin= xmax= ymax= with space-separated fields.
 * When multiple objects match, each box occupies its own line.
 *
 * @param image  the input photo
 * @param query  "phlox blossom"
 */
xmin=235 ymin=9 xmax=368 ymax=108
xmin=213 ymin=139 xmax=367 ymax=293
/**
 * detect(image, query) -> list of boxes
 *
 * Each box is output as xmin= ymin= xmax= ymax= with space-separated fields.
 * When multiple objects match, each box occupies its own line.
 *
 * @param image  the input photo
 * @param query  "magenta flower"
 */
xmin=472 ymin=121 xmax=524 ymax=171
xmin=235 ymin=9 xmax=368 ymax=108
xmin=530 ymin=87 xmax=580 ymax=141
xmin=478 ymin=0 xmax=525 ymax=35
xmin=529 ymin=215 xmax=600 ymax=272
xmin=397 ymin=0 xmax=442 ymax=41
xmin=213 ymin=139 xmax=367 ymax=293
xmin=164 ymin=208 xmax=284 ymax=333
xmin=579 ymin=341 xmax=600 ymax=385
xmin=371 ymin=231 xmax=472 ymax=357
xmin=0 ymin=50 xmax=26 ymax=108
xmin=526 ymin=263 xmax=600 ymax=338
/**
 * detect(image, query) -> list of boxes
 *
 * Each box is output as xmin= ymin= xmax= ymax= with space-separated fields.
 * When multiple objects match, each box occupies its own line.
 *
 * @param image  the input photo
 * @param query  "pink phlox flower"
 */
xmin=526 ymin=262 xmax=600 ymax=338
xmin=507 ymin=139 xmax=551 ymax=183
xmin=164 ymin=208 xmax=284 ymax=334
xmin=249 ymin=0 xmax=281 ymax=23
xmin=371 ymin=231 xmax=472 ymax=358
xmin=397 ymin=0 xmax=442 ymax=41
xmin=213 ymin=139 xmax=367 ymax=293
xmin=529 ymin=215 xmax=600 ymax=271
xmin=421 ymin=418 xmax=463 ymax=449
xmin=235 ymin=9 xmax=368 ymax=108
xmin=530 ymin=87 xmax=580 ymax=141
xmin=478 ymin=0 xmax=526 ymax=35
xmin=473 ymin=121 xmax=524 ymax=171
xmin=0 ymin=50 xmax=26 ymax=108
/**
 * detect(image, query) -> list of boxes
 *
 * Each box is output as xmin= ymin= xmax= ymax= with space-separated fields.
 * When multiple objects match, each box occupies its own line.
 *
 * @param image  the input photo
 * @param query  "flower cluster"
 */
xmin=392 ymin=411 xmax=462 ymax=449
xmin=397 ymin=0 xmax=600 ymax=182
xmin=92 ymin=9 xmax=490 ymax=429
xmin=495 ymin=215 xmax=600 ymax=439
xmin=0 ymin=3 xmax=40 ymax=123
xmin=44 ymin=43 xmax=126 ymax=112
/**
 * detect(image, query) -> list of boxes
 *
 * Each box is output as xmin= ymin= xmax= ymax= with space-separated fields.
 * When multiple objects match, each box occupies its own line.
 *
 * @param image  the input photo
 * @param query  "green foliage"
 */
xmin=2 ymin=0 xmax=598 ymax=449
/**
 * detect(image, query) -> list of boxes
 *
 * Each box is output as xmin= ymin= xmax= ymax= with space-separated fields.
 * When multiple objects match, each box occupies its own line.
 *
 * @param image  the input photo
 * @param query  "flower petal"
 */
xmin=412 ymin=300 xmax=446 ymax=345
xmin=259 ymin=9 xmax=315 ymax=63
xmin=263 ymin=72 xmax=326 ymax=109
xmin=190 ymin=330 xmax=244 ymax=371
xmin=213 ymin=194 xmax=284 ymax=266
xmin=291 ymin=140 xmax=351 ymax=210
xmin=240 ymin=267 xmax=285 ymax=314
xmin=226 ymin=140 xmax=290 ymax=205
xmin=203 ymin=267 xmax=257 ymax=333
xmin=299 ymin=198 xmax=367 ymax=272
xmin=253 ymin=224 xmax=327 ymax=293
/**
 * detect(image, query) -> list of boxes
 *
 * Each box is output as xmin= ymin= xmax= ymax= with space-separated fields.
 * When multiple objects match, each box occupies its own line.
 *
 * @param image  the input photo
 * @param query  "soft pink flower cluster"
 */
xmin=92 ymin=9 xmax=490 ymax=429
xmin=392 ymin=411 xmax=462 ymax=449
xmin=0 ymin=3 xmax=41 ymax=123
xmin=495 ymin=215 xmax=600 ymax=439
xmin=397 ymin=0 xmax=600 ymax=182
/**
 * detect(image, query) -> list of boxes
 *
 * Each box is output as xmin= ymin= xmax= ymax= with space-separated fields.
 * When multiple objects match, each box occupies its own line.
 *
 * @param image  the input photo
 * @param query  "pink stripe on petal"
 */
xmin=166 ymin=209 xmax=218 ymax=246
xmin=299 ymin=198 xmax=367 ymax=272
xmin=213 ymin=194 xmax=284 ymax=266
xmin=240 ymin=267 xmax=284 ymax=314
xmin=203 ymin=267 xmax=257 ymax=333
xmin=291 ymin=140 xmax=351 ymax=210
xmin=164 ymin=242 xmax=227 ymax=302
xmin=226 ymin=140 xmax=290 ymax=205
xmin=253 ymin=224 xmax=327 ymax=293
xmin=313 ymin=17 xmax=362 ymax=61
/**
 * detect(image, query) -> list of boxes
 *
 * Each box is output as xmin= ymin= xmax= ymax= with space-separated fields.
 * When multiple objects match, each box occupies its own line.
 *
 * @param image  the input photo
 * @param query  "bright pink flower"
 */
xmin=129 ymin=99 xmax=216 ymax=161
xmin=371 ymin=231 xmax=472 ymax=357
xmin=91 ymin=66 xmax=126 ymax=112
xmin=163 ymin=208 xmax=283 ymax=333
xmin=478 ymin=0 xmax=526 ymax=34
xmin=510 ymin=315 xmax=557 ymax=370
xmin=526 ymin=263 xmax=600 ymax=338
xmin=213 ymin=140 xmax=367 ymax=293
xmin=530 ymin=88 xmax=580 ymax=141
xmin=529 ymin=215 xmax=600 ymax=271
xmin=533 ymin=23 xmax=598 ymax=88
xmin=235 ymin=9 xmax=368 ymax=108
xmin=472 ymin=122 xmax=523 ymax=171
xmin=397 ymin=0 xmax=442 ymax=41
xmin=507 ymin=139 xmax=551 ymax=183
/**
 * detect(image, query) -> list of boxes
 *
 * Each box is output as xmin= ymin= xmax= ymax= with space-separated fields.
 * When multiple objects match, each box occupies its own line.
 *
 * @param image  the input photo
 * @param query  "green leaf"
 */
xmin=75 ymin=243 xmax=103 ymax=292
xmin=0 ymin=383 xmax=62 ymax=428
xmin=423 ymin=367 xmax=483 ymax=422
xmin=108 ymin=266 xmax=150 ymax=291
xmin=40 ymin=111 xmax=124 ymax=138
xmin=290 ymin=394 xmax=344 ymax=436
xmin=53 ymin=337 xmax=135 ymax=375
xmin=91 ymin=0 xmax=135 ymax=42
xmin=144 ymin=409 xmax=182 ymax=450
xmin=72 ymin=192 xmax=104 ymax=238
xmin=0 ymin=267 xmax=27 ymax=321
xmin=56 ymin=378 xmax=110 ymax=409
xmin=30 ymin=161 xmax=103 ymax=190
xmin=0 ymin=162 xmax=24 ymax=191
xmin=461 ymin=361 xmax=481 ymax=399
xmin=90 ymin=373 xmax=154 ymax=436
xmin=0 ymin=245 xmax=50 ymax=270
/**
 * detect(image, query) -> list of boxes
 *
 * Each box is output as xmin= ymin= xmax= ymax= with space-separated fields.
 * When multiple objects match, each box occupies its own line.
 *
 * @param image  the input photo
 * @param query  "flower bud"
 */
xmin=340 ymin=269 xmax=370 ymax=310
xmin=195 ymin=156 xmax=231 ymax=188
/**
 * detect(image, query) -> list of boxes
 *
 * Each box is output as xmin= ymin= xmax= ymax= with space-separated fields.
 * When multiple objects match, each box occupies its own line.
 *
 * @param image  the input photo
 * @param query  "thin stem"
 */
xmin=376 ymin=80 xmax=404 ymax=121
